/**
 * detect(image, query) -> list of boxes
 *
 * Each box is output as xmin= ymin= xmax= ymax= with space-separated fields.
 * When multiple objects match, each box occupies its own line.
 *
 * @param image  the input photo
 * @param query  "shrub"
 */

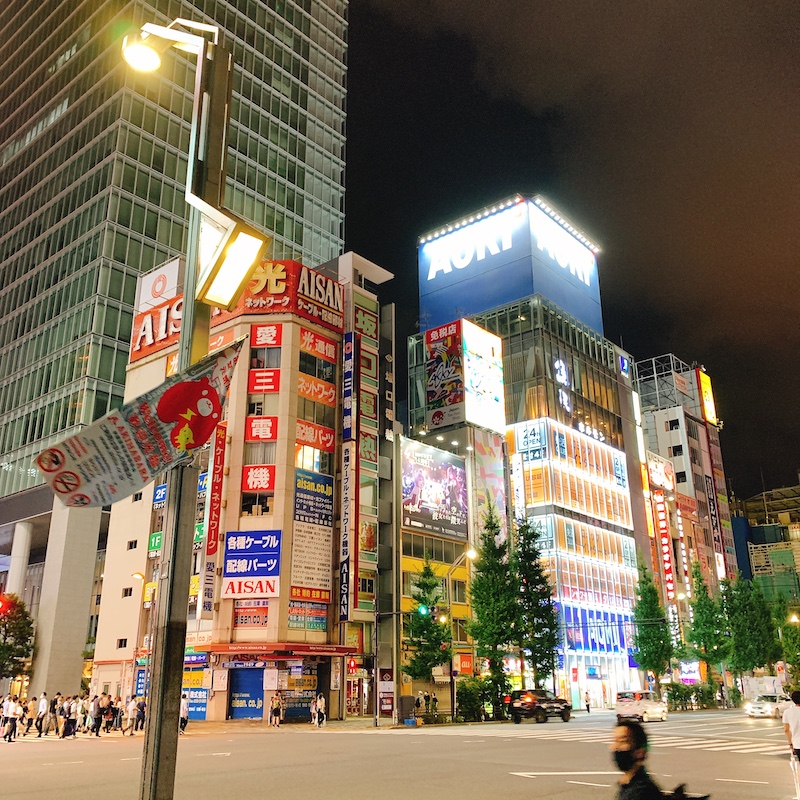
xmin=456 ymin=677 xmax=489 ymax=722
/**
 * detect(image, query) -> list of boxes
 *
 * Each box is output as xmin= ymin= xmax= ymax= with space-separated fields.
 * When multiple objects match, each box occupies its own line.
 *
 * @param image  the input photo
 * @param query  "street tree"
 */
xmin=402 ymin=557 xmax=452 ymax=688
xmin=686 ymin=562 xmax=729 ymax=684
xmin=514 ymin=519 xmax=558 ymax=688
xmin=469 ymin=504 xmax=517 ymax=718
xmin=632 ymin=562 xmax=673 ymax=679
xmin=0 ymin=594 xmax=34 ymax=680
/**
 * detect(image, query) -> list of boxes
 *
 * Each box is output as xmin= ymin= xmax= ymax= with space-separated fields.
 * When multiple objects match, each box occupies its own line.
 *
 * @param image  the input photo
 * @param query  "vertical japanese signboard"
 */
xmin=221 ymin=530 xmax=282 ymax=598
xmin=200 ymin=423 xmax=226 ymax=619
xmin=339 ymin=441 xmax=355 ymax=621
xmin=290 ymin=469 xmax=334 ymax=603
xmin=342 ymin=332 xmax=357 ymax=442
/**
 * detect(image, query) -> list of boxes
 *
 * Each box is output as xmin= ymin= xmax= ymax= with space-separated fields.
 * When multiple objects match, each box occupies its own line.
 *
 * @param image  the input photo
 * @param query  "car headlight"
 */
xmin=764 ymin=703 xmax=772 ymax=711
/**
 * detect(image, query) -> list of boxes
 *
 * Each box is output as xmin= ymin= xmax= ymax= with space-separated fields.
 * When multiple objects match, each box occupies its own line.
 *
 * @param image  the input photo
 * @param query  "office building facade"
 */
xmin=0 ymin=0 xmax=346 ymax=694
xmin=407 ymin=196 xmax=650 ymax=709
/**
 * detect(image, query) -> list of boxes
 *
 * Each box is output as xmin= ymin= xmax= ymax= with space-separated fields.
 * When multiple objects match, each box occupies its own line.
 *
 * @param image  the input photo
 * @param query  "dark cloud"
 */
xmin=345 ymin=2 xmax=799 ymax=495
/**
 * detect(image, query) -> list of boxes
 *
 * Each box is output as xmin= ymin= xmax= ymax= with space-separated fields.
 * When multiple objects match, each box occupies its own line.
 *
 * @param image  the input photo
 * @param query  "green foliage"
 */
xmin=514 ymin=519 xmax=559 ymax=688
xmin=727 ymin=685 xmax=742 ymax=708
xmin=0 ymin=594 xmax=34 ymax=679
xmin=456 ymin=676 xmax=489 ymax=722
xmin=781 ymin=619 xmax=800 ymax=685
xmin=402 ymin=558 xmax=452 ymax=682
xmin=686 ymin=562 xmax=729 ymax=682
xmin=632 ymin=562 xmax=673 ymax=678
xmin=665 ymin=682 xmax=693 ymax=711
xmin=468 ymin=505 xmax=517 ymax=719
xmin=723 ymin=574 xmax=782 ymax=674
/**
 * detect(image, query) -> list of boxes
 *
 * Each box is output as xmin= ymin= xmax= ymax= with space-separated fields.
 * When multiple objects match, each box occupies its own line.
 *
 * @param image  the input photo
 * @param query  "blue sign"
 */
xmin=418 ymin=198 xmax=603 ymax=334
xmin=198 ymin=472 xmax=208 ymax=494
xmin=186 ymin=687 xmax=208 ymax=720
xmin=184 ymin=653 xmax=208 ymax=665
xmin=562 ymin=604 xmax=633 ymax=654
xmin=228 ymin=668 xmax=264 ymax=719
xmin=342 ymin=332 xmax=356 ymax=442
xmin=135 ymin=668 xmax=147 ymax=697
xmin=152 ymin=484 xmax=167 ymax=506
xmin=223 ymin=530 xmax=281 ymax=579
xmin=294 ymin=469 xmax=334 ymax=527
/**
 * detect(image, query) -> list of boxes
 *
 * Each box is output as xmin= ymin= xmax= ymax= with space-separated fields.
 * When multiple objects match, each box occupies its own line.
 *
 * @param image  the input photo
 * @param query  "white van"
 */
xmin=615 ymin=690 xmax=668 ymax=723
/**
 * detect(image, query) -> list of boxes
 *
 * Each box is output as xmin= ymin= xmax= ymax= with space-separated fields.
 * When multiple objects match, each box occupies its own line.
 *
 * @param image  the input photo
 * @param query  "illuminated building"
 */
xmin=408 ymin=195 xmax=651 ymax=708
xmin=635 ymin=354 xmax=738 ymax=596
xmin=0 ymin=0 xmax=347 ymax=696
xmin=92 ymin=253 xmax=394 ymax=721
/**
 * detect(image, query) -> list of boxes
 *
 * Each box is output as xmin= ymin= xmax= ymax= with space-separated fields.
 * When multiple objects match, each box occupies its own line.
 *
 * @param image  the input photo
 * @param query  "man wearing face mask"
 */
xmin=611 ymin=719 xmax=663 ymax=799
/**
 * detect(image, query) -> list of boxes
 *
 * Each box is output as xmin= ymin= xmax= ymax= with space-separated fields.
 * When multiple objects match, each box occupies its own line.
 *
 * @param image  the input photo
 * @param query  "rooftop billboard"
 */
xmin=418 ymin=197 xmax=602 ymax=333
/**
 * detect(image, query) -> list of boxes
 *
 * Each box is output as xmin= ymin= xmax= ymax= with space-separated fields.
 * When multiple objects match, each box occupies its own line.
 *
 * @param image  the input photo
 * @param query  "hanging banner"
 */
xmin=34 ymin=339 xmax=245 ymax=507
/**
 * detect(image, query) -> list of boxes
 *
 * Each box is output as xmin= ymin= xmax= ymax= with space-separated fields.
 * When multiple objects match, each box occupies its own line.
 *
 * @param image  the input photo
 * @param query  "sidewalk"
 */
xmin=187 ymin=715 xmax=383 ymax=735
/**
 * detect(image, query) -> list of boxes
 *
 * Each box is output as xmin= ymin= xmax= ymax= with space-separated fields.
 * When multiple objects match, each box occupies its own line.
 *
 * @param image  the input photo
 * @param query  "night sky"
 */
xmin=342 ymin=2 xmax=799 ymax=499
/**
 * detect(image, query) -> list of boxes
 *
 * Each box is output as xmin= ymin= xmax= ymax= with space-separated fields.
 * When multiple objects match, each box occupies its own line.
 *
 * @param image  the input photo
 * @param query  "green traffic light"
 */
xmin=418 ymin=605 xmax=429 ymax=616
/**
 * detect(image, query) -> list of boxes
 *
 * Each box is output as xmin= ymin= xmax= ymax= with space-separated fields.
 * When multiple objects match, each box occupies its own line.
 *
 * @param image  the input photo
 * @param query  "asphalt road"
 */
xmin=2 ymin=709 xmax=797 ymax=800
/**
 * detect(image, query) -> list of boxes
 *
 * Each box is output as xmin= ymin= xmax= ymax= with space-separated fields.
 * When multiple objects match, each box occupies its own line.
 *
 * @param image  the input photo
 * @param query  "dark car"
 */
xmin=509 ymin=688 xmax=571 ymax=723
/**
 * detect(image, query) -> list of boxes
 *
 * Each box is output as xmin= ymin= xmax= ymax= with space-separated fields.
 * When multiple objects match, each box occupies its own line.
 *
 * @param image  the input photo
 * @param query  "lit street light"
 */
xmin=122 ymin=18 xmax=267 ymax=800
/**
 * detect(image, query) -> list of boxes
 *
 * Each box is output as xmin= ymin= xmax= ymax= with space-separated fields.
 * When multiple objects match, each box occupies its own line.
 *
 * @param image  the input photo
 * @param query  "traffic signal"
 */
xmin=417 ymin=605 xmax=429 ymax=616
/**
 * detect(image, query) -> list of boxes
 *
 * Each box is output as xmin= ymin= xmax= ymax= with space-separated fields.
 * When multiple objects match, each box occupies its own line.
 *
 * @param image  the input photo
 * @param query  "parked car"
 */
xmin=615 ymin=690 xmax=668 ymax=723
xmin=744 ymin=693 xmax=792 ymax=719
xmin=509 ymin=688 xmax=571 ymax=723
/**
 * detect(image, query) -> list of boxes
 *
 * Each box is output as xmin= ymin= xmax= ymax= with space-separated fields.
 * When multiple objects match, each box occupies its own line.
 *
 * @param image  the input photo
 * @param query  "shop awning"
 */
xmin=194 ymin=642 xmax=358 ymax=657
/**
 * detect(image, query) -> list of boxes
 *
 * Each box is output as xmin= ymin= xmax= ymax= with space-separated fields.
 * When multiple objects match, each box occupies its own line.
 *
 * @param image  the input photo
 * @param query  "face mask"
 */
xmin=613 ymin=749 xmax=637 ymax=772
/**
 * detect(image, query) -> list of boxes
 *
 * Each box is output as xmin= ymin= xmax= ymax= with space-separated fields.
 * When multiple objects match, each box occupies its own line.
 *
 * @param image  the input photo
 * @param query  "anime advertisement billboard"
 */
xmin=401 ymin=438 xmax=468 ymax=539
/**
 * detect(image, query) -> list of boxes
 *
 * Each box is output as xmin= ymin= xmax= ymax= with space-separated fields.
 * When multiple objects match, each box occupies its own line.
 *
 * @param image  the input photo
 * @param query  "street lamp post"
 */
xmin=122 ymin=19 xmax=266 ymax=800
xmin=444 ymin=548 xmax=476 ymax=720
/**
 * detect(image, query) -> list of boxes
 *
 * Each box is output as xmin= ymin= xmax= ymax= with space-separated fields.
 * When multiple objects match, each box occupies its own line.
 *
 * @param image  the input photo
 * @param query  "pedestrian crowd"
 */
xmin=1 ymin=691 xmax=149 ymax=742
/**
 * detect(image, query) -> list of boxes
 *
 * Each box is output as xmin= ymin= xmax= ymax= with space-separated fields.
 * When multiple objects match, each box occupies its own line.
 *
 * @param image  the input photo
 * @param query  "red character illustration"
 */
xmin=156 ymin=376 xmax=221 ymax=453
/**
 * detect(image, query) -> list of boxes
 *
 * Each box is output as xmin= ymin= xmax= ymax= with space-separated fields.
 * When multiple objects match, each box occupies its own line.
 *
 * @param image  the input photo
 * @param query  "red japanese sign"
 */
xmin=242 ymin=464 xmax=276 ymax=493
xmin=248 ymin=369 xmax=281 ymax=393
xmin=130 ymin=295 xmax=183 ymax=363
xmin=206 ymin=424 xmax=226 ymax=557
xmin=299 ymin=327 xmax=337 ymax=363
xmin=296 ymin=419 xmax=336 ymax=453
xmin=245 ymin=416 xmax=279 ymax=442
xmin=653 ymin=489 xmax=675 ymax=601
xmin=250 ymin=323 xmax=282 ymax=348
xmin=297 ymin=374 xmax=337 ymax=408
xmin=212 ymin=260 xmax=344 ymax=333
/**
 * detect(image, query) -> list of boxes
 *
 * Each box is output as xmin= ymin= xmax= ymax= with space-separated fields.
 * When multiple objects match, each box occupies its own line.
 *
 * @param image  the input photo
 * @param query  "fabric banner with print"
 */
xmin=33 ymin=339 xmax=244 ymax=507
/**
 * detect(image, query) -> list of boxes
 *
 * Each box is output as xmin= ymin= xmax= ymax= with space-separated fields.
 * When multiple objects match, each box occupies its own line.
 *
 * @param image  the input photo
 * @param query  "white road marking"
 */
xmin=715 ymin=778 xmax=770 ymax=785
xmin=42 ymin=761 xmax=84 ymax=766
xmin=121 ymin=757 xmax=140 ymax=761
xmin=567 ymin=780 xmax=611 ymax=788
xmin=512 ymin=771 xmax=619 ymax=777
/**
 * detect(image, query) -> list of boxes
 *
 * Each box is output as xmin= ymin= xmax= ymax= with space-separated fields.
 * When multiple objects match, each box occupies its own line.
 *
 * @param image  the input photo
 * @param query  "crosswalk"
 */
xmin=364 ymin=723 xmax=789 ymax=757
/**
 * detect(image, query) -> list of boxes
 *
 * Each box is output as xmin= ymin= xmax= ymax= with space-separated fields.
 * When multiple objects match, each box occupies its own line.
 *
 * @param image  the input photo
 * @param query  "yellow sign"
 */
xmin=143 ymin=581 xmax=157 ymax=605
xmin=696 ymin=370 xmax=717 ymax=425
xmin=288 ymin=675 xmax=317 ymax=691
xmin=182 ymin=670 xmax=205 ymax=688
xmin=189 ymin=574 xmax=199 ymax=597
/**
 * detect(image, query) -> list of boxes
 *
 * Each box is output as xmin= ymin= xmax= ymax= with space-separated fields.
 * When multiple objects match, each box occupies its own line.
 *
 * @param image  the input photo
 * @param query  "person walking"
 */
xmin=611 ymin=719 xmax=663 ymax=799
xmin=23 ymin=696 xmax=36 ymax=736
xmin=316 ymin=693 xmax=326 ymax=727
xmin=102 ymin=695 xmax=114 ymax=733
xmin=48 ymin=692 xmax=62 ymax=737
xmin=782 ymin=689 xmax=800 ymax=758
xmin=124 ymin=696 xmax=138 ymax=736
xmin=179 ymin=694 xmax=189 ymax=735
xmin=36 ymin=692 xmax=47 ymax=737
xmin=585 ymin=690 xmax=591 ymax=714
xmin=135 ymin=697 xmax=147 ymax=731
xmin=310 ymin=696 xmax=317 ymax=726
xmin=4 ymin=696 xmax=20 ymax=742
xmin=431 ymin=693 xmax=439 ymax=718
xmin=90 ymin=695 xmax=102 ymax=737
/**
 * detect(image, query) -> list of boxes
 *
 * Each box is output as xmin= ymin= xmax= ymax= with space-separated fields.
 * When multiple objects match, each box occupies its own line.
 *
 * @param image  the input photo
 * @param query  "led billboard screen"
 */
xmin=425 ymin=320 xmax=464 ymax=430
xmin=462 ymin=319 xmax=505 ymax=434
xmin=418 ymin=197 xmax=602 ymax=333
xmin=401 ymin=437 xmax=468 ymax=539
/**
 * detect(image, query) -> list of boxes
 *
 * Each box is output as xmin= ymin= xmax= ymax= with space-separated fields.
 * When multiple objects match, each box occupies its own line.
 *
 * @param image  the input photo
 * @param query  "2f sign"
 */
xmin=425 ymin=206 xmax=520 ymax=281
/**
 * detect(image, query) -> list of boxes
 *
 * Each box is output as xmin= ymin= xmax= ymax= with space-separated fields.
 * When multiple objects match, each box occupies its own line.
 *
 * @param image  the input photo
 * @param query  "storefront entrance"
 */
xmin=346 ymin=677 xmax=371 ymax=716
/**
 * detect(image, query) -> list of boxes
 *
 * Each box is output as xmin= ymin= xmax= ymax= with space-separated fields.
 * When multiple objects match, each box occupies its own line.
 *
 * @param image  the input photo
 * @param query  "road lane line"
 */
xmin=715 ymin=778 xmax=769 ymax=784
xmin=42 ymin=761 xmax=84 ymax=766
xmin=121 ymin=757 xmax=140 ymax=761
xmin=511 ymin=771 xmax=619 ymax=777
xmin=567 ymin=781 xmax=611 ymax=787
xmin=675 ymin=740 xmax=730 ymax=749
